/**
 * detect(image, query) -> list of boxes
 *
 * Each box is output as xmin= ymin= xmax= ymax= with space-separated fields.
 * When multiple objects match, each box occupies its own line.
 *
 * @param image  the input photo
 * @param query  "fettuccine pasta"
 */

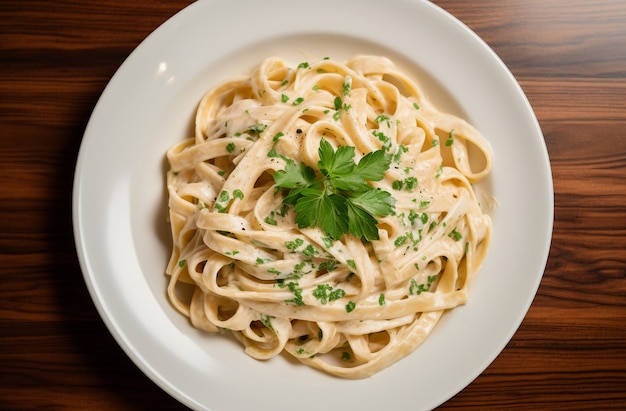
xmin=165 ymin=56 xmax=493 ymax=379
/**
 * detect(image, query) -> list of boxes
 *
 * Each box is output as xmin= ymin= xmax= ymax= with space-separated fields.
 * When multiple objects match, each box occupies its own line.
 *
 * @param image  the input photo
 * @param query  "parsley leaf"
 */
xmin=318 ymin=139 xmax=356 ymax=178
xmin=273 ymin=160 xmax=316 ymax=189
xmin=345 ymin=201 xmax=379 ymax=241
xmin=354 ymin=149 xmax=390 ymax=181
xmin=294 ymin=190 xmax=348 ymax=240
xmin=312 ymin=284 xmax=346 ymax=304
xmin=273 ymin=139 xmax=395 ymax=241
xmin=347 ymin=188 xmax=395 ymax=217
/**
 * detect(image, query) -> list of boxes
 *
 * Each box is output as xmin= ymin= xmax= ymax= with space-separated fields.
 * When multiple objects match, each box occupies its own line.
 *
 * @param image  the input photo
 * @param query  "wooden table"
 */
xmin=2 ymin=1 xmax=625 ymax=409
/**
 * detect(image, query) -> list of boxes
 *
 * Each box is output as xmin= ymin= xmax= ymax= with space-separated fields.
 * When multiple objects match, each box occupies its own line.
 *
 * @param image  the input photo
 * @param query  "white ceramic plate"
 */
xmin=73 ymin=0 xmax=553 ymax=409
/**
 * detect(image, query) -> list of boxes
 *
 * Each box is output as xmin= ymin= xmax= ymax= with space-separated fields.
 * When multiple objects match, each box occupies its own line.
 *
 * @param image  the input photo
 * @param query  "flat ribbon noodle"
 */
xmin=165 ymin=56 xmax=493 ymax=378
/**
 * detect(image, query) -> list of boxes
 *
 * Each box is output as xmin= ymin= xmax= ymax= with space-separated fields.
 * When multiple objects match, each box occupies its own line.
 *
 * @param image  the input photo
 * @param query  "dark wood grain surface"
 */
xmin=2 ymin=1 xmax=625 ymax=409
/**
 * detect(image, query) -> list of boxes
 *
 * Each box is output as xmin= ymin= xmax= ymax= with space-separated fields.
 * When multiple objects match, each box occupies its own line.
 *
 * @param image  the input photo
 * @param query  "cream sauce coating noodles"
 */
xmin=165 ymin=56 xmax=493 ymax=379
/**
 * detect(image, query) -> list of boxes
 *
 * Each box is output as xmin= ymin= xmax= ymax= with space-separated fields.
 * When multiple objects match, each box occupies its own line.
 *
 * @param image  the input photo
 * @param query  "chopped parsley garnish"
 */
xmin=264 ymin=215 xmax=278 ymax=226
xmin=345 ymin=301 xmax=356 ymax=313
xmin=318 ymin=259 xmax=338 ymax=272
xmin=232 ymin=189 xmax=244 ymax=200
xmin=260 ymin=314 xmax=274 ymax=331
xmin=342 ymin=78 xmax=351 ymax=96
xmin=272 ymin=139 xmax=395 ymax=241
xmin=392 ymin=145 xmax=408 ymax=162
xmin=405 ymin=177 xmax=418 ymax=190
xmin=219 ymin=190 xmax=230 ymax=203
xmin=393 ymin=176 xmax=418 ymax=191
xmin=285 ymin=238 xmax=304 ymax=252
xmin=302 ymin=244 xmax=319 ymax=256
xmin=378 ymin=293 xmax=386 ymax=306
xmin=375 ymin=114 xmax=391 ymax=127
xmin=248 ymin=123 xmax=267 ymax=135
xmin=312 ymin=284 xmax=346 ymax=304
xmin=445 ymin=129 xmax=455 ymax=146
xmin=332 ymin=96 xmax=351 ymax=120
xmin=436 ymin=165 xmax=443 ymax=178
xmin=409 ymin=275 xmax=438 ymax=295
xmin=394 ymin=235 xmax=407 ymax=247
xmin=282 ymin=281 xmax=304 ymax=306
xmin=448 ymin=228 xmax=462 ymax=241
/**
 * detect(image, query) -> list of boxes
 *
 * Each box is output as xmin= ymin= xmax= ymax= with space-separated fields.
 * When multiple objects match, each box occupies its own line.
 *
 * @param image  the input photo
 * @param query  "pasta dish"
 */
xmin=164 ymin=56 xmax=493 ymax=379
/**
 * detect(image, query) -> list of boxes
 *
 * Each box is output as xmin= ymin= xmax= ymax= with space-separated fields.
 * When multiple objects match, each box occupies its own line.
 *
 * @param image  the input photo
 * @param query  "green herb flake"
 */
xmin=375 ymin=114 xmax=391 ymax=127
xmin=405 ymin=177 xmax=418 ymax=190
xmin=178 ymin=259 xmax=186 ymax=268
xmin=312 ymin=284 xmax=346 ymax=305
xmin=233 ymin=189 xmax=244 ymax=200
xmin=378 ymin=293 xmax=386 ymax=306
xmin=318 ymin=259 xmax=338 ymax=273
xmin=345 ymin=301 xmax=356 ymax=313
xmin=264 ymin=215 xmax=278 ymax=226
xmin=285 ymin=238 xmax=305 ymax=252
xmin=333 ymin=96 xmax=342 ymax=111
xmin=342 ymin=78 xmax=351 ymax=96
xmin=260 ymin=314 xmax=274 ymax=331
xmin=302 ymin=244 xmax=319 ymax=256
xmin=393 ymin=145 xmax=409 ymax=162
xmin=445 ymin=130 xmax=455 ymax=146
xmin=248 ymin=123 xmax=267 ymax=135
xmin=285 ymin=282 xmax=304 ymax=306
xmin=449 ymin=228 xmax=462 ymax=242
xmin=394 ymin=235 xmax=407 ymax=247
xmin=409 ymin=275 xmax=437 ymax=295
xmin=436 ymin=165 xmax=443 ymax=179
xmin=219 ymin=190 xmax=230 ymax=203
